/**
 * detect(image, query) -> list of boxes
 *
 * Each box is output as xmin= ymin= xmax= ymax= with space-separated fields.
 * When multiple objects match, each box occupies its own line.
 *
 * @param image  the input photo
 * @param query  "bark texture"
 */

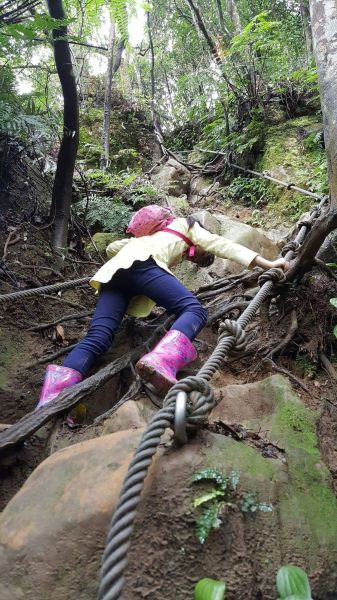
xmin=300 ymin=0 xmax=313 ymax=55
xmin=47 ymin=0 xmax=79 ymax=252
xmin=100 ymin=22 xmax=125 ymax=170
xmin=226 ymin=0 xmax=242 ymax=34
xmin=147 ymin=11 xmax=165 ymax=157
xmin=100 ymin=21 xmax=116 ymax=170
xmin=309 ymin=0 xmax=337 ymax=205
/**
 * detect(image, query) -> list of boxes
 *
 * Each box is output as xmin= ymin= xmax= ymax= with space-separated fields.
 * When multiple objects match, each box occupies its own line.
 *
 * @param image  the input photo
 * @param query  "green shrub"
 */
xmin=75 ymin=194 xmax=133 ymax=234
xmin=226 ymin=176 xmax=275 ymax=206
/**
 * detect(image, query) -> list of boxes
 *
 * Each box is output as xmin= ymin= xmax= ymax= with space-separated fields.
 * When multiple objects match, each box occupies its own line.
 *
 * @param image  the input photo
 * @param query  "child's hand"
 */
xmin=252 ymin=255 xmax=290 ymax=271
xmin=269 ymin=258 xmax=290 ymax=271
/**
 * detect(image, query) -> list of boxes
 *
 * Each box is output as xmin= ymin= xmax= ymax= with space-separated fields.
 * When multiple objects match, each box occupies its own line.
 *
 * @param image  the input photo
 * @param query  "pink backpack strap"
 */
xmin=161 ymin=227 xmax=196 ymax=257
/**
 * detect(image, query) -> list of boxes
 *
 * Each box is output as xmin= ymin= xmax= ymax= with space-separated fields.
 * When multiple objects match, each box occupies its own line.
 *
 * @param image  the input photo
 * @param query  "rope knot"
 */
xmin=218 ymin=319 xmax=246 ymax=355
xmin=258 ymin=268 xmax=286 ymax=287
xmin=281 ymin=240 xmax=299 ymax=257
xmin=297 ymin=219 xmax=312 ymax=230
xmin=310 ymin=206 xmax=321 ymax=218
xmin=164 ymin=376 xmax=216 ymax=442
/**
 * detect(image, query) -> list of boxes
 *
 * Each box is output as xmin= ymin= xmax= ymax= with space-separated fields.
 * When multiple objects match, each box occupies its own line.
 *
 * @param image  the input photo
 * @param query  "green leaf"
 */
xmin=191 ymin=468 xmax=228 ymax=490
xmin=333 ymin=324 xmax=337 ymax=339
xmin=193 ymin=491 xmax=224 ymax=507
xmin=276 ymin=566 xmax=312 ymax=599
xmin=194 ymin=578 xmax=226 ymax=600
xmin=329 ymin=298 xmax=337 ymax=308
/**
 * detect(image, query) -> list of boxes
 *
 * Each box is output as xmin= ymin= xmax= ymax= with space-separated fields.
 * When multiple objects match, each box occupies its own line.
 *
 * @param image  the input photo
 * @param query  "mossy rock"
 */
xmin=85 ymin=232 xmax=120 ymax=256
xmin=257 ymin=115 xmax=328 ymax=224
xmin=209 ymin=375 xmax=337 ymax=587
xmin=168 ymin=196 xmax=189 ymax=216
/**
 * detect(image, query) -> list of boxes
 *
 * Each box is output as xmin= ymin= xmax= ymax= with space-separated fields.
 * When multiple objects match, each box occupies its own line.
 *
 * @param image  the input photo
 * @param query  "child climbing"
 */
xmin=36 ymin=206 xmax=289 ymax=413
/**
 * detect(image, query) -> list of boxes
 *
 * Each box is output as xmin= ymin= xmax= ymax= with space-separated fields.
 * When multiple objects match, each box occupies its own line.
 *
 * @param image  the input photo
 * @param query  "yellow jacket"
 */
xmin=90 ymin=218 xmax=258 ymax=317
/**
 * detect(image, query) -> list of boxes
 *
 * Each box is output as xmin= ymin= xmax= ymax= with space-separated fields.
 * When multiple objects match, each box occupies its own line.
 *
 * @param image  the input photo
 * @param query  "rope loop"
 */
xmin=286 ymin=182 xmax=295 ymax=190
xmin=310 ymin=206 xmax=321 ymax=218
xmin=258 ymin=267 xmax=286 ymax=287
xmin=218 ymin=318 xmax=246 ymax=355
xmin=164 ymin=375 xmax=216 ymax=433
xmin=297 ymin=219 xmax=312 ymax=230
xmin=281 ymin=240 xmax=300 ymax=257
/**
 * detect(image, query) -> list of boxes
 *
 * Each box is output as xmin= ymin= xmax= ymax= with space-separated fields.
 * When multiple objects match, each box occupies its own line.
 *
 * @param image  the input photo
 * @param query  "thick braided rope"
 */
xmin=97 ymin=404 xmax=175 ymax=599
xmin=0 ymin=276 xmax=90 ymax=302
xmin=96 ymin=266 xmax=287 ymax=600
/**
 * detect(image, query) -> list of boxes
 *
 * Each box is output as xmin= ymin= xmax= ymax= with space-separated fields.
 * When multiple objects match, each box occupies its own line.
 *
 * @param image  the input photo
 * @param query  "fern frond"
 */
xmin=109 ymin=0 xmax=133 ymax=42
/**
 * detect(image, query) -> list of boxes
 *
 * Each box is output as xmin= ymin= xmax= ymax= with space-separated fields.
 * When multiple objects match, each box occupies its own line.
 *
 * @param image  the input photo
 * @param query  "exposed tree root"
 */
xmin=263 ymin=358 xmax=314 ymax=397
xmin=320 ymin=351 xmax=337 ymax=382
xmin=267 ymin=310 xmax=298 ymax=359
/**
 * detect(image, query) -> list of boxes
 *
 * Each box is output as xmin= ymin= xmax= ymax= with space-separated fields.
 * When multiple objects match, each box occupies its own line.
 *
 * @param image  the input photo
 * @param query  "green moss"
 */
xmin=256 ymin=115 xmax=327 ymax=225
xmin=204 ymin=435 xmax=280 ymax=482
xmin=203 ymin=375 xmax=337 ymax=555
xmin=275 ymin=401 xmax=319 ymax=459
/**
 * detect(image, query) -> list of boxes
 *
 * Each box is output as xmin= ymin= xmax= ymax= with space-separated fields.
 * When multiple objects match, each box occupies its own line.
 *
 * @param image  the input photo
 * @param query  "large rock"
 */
xmin=215 ymin=214 xmax=279 ymax=274
xmin=151 ymin=158 xmax=191 ymax=197
xmin=191 ymin=209 xmax=221 ymax=235
xmin=1 ymin=375 xmax=337 ymax=599
xmin=102 ymin=397 xmax=156 ymax=435
xmin=0 ymin=430 xmax=143 ymax=600
xmin=188 ymin=175 xmax=218 ymax=205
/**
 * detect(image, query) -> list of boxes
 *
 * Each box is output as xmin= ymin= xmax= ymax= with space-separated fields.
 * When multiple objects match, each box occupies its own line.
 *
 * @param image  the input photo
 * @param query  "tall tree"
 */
xmin=226 ymin=0 xmax=241 ymax=34
xmin=46 ymin=0 xmax=79 ymax=253
xmin=309 ymin=0 xmax=337 ymax=205
xmin=147 ymin=10 xmax=166 ymax=157
xmin=100 ymin=20 xmax=116 ymax=170
xmin=299 ymin=0 xmax=313 ymax=56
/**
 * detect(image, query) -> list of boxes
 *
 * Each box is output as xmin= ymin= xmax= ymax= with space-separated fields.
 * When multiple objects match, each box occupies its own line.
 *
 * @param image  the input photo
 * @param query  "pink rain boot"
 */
xmin=36 ymin=364 xmax=83 ymax=410
xmin=135 ymin=330 xmax=197 ymax=395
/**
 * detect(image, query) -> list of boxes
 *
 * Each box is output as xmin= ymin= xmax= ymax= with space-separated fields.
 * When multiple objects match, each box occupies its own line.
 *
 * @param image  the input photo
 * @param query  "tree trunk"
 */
xmin=184 ymin=0 xmax=238 ymax=97
xmin=100 ymin=21 xmax=116 ymax=170
xmin=147 ymin=11 xmax=165 ymax=158
xmin=185 ymin=0 xmax=221 ymax=63
xmin=226 ymin=0 xmax=241 ymax=34
xmin=215 ymin=0 xmax=230 ymax=39
xmin=100 ymin=27 xmax=125 ymax=171
xmin=300 ymin=0 xmax=313 ymax=56
xmin=47 ymin=0 xmax=79 ymax=253
xmin=309 ymin=0 xmax=337 ymax=205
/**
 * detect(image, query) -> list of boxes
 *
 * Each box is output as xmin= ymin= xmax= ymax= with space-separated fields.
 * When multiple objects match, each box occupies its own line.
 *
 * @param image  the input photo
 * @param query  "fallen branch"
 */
xmin=41 ymin=294 xmax=88 ymax=311
xmin=197 ymin=270 xmax=258 ymax=293
xmin=28 ymin=310 xmax=93 ymax=332
xmin=26 ymin=343 xmax=77 ymax=368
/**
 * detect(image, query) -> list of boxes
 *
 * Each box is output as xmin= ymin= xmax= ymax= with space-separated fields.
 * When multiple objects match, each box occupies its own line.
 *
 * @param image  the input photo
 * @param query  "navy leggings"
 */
xmin=63 ymin=258 xmax=208 ymax=376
